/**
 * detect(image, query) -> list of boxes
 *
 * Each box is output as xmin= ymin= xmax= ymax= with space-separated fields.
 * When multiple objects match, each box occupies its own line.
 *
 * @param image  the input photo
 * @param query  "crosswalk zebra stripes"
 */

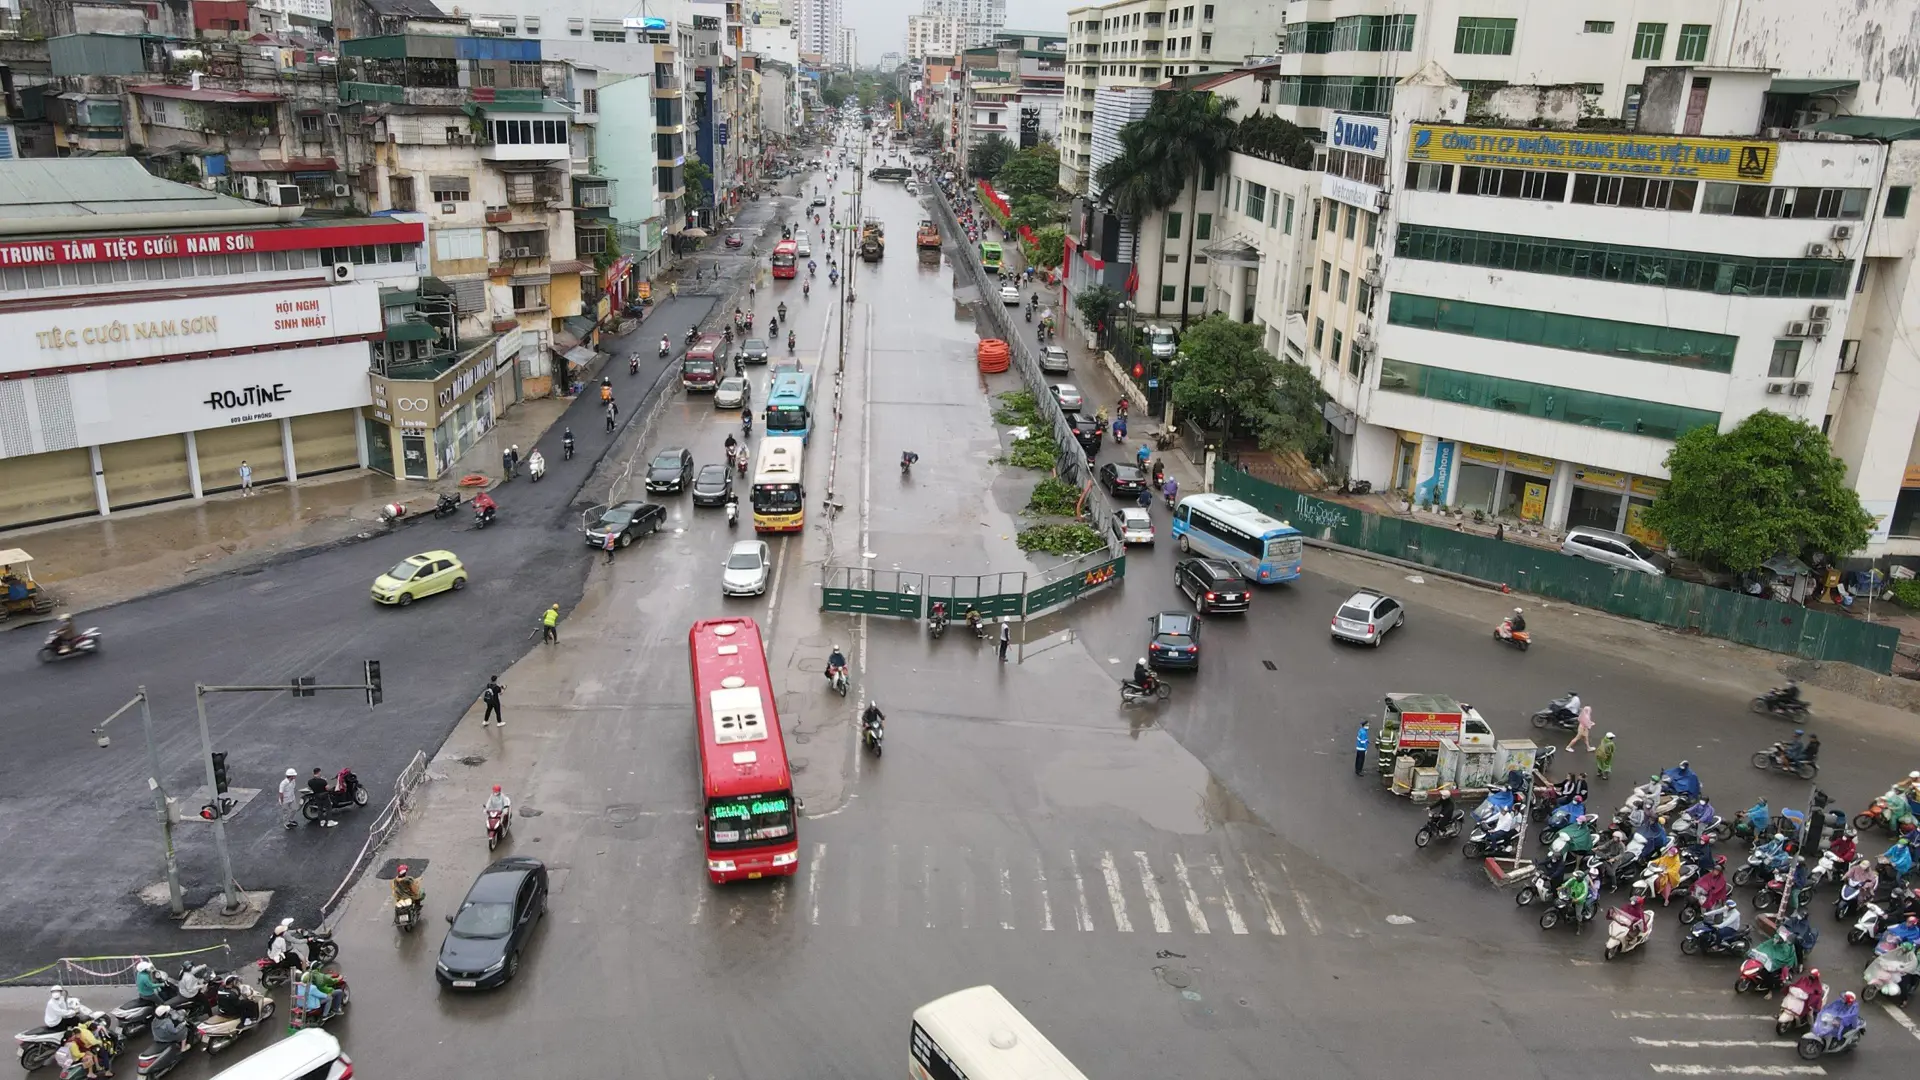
xmin=621 ymin=840 xmax=1335 ymax=937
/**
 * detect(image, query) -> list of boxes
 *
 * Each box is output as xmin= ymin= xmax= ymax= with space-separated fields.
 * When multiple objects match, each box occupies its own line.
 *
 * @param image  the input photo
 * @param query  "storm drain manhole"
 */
xmin=1158 ymin=966 xmax=1192 ymax=989
xmin=454 ymin=754 xmax=487 ymax=767
xmin=792 ymin=732 xmax=812 ymax=744
xmin=605 ymin=804 xmax=642 ymax=826
xmin=790 ymin=757 xmax=808 ymax=774
xmin=518 ymin=806 xmax=543 ymax=818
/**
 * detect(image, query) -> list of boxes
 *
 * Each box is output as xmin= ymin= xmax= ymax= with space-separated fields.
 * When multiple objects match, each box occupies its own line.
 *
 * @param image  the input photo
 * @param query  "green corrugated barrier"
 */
xmin=1213 ymin=465 xmax=1899 ymax=674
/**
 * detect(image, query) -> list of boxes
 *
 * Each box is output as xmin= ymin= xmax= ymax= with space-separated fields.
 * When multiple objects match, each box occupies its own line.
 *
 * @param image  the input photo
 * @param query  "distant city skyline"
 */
xmin=840 ymin=0 xmax=1069 ymax=60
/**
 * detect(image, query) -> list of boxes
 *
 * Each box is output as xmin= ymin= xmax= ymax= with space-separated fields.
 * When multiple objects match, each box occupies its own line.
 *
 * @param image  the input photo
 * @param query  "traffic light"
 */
xmin=365 ymin=660 xmax=383 ymax=707
xmin=210 ymin=751 xmax=229 ymax=794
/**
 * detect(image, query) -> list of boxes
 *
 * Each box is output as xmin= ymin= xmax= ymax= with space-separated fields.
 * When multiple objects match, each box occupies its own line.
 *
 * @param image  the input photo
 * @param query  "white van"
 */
xmin=1145 ymin=324 xmax=1177 ymax=359
xmin=205 ymin=1030 xmax=352 ymax=1080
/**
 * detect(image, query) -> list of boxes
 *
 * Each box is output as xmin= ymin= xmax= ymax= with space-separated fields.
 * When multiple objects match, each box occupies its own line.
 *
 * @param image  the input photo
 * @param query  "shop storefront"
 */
xmin=1448 ymin=444 xmax=1554 ymax=523
xmin=364 ymin=335 xmax=503 ymax=483
xmin=0 ymin=284 xmax=382 ymax=529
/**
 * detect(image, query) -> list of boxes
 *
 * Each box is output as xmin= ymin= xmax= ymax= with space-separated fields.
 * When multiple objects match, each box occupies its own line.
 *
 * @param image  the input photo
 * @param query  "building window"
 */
xmin=1202 ymin=4 xmax=1213 ymax=19
xmin=1459 ymin=166 xmax=1569 ymax=202
xmin=1310 ymin=199 xmax=1321 ymax=238
xmin=1387 ymin=292 xmax=1739 ymax=372
xmin=1768 ymin=338 xmax=1803 ymax=379
xmin=1245 ymin=182 xmax=1267 ymax=223
xmin=1357 ymin=279 xmax=1373 ymax=312
xmin=511 ymin=283 xmax=546 ymax=310
xmin=1190 ymin=285 xmax=1206 ymax=303
xmin=1232 ymin=177 xmax=1241 ymax=211
xmin=1889 ymin=186 xmax=1913 ymax=218
xmin=430 ymin=175 xmax=470 ymax=202
xmin=1330 ymin=328 xmax=1343 ymax=366
xmin=1363 ymin=211 xmax=1377 ymax=248
xmin=434 ymin=227 xmax=484 ymax=262
xmin=1343 ymin=204 xmax=1356 ymax=239
xmin=298 ymin=113 xmax=322 ymax=136
xmin=593 ymin=28 xmax=626 ymax=42
xmin=1700 ymin=183 xmax=1868 ymax=220
xmin=1164 ymin=212 xmax=1182 ymax=239
xmin=1584 ymin=21 xmax=1614 ymax=33
xmin=1312 ymin=317 xmax=1324 ymax=351
xmin=1201 ymin=165 xmax=1216 ymax=191
xmin=524 ymin=16 xmax=539 ymax=32
xmin=1196 ymin=213 xmax=1213 ymax=240
xmin=389 ymin=176 xmax=416 ymax=211
xmin=1282 ymin=194 xmax=1295 ymax=234
xmin=1337 ymin=269 xmax=1349 ymax=302
xmin=1320 ymin=261 xmax=1331 ymax=291
xmin=1632 ymin=22 xmax=1666 ymax=60
xmin=1394 ymin=223 xmax=1854 ymax=300
xmin=1675 ymin=24 xmax=1711 ymax=62
xmin=1161 ymin=284 xmax=1178 ymax=303
xmin=1453 ymin=17 xmax=1516 ymax=55
xmin=1407 ymin=162 xmax=1453 ymax=192
xmin=575 ymin=227 xmax=607 ymax=256
xmin=1377 ymin=359 xmax=1721 ymax=440
xmin=582 ymin=89 xmax=598 ymax=113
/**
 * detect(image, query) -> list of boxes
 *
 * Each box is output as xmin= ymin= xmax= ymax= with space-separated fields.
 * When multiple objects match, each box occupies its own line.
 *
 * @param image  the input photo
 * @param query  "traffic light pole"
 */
xmin=91 ymin=687 xmax=185 ymax=917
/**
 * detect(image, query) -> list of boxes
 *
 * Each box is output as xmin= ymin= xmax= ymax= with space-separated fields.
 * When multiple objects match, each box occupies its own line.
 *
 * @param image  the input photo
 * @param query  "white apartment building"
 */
xmin=908 ymin=14 xmax=963 ymax=62
xmin=795 ymin=0 xmax=839 ymax=61
xmin=835 ymin=25 xmax=858 ymax=69
xmin=921 ymin=0 xmax=1006 ymax=50
xmin=1058 ymin=0 xmax=1284 ymax=194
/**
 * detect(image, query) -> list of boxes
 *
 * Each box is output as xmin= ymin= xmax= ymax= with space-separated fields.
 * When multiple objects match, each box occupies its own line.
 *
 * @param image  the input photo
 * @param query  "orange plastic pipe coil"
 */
xmin=458 ymin=474 xmax=492 ymax=487
xmin=977 ymin=338 xmax=1011 ymax=373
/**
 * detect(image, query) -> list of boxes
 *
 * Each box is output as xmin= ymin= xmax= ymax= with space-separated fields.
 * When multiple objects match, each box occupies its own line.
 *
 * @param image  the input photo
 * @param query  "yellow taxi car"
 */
xmin=371 ymin=550 xmax=467 ymax=606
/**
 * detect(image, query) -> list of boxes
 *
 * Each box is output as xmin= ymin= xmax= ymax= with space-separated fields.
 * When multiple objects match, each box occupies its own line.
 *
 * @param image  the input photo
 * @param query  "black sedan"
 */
xmin=1146 ymin=610 xmax=1202 ymax=670
xmin=739 ymin=338 xmax=771 ymax=365
xmin=1100 ymin=462 xmax=1148 ymax=497
xmin=1067 ymin=415 xmax=1103 ymax=456
xmin=437 ymin=856 xmax=548 ymax=990
xmin=645 ymin=448 xmax=695 ymax=493
xmin=692 ymin=463 xmax=734 ymax=507
xmin=584 ymin=500 xmax=666 ymax=548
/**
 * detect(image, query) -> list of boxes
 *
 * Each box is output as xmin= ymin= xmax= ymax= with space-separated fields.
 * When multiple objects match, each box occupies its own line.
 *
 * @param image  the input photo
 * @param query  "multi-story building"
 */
xmin=794 ymin=0 xmax=839 ymax=64
xmin=338 ymin=29 xmax=585 ymax=407
xmin=921 ymin=0 xmax=1006 ymax=50
xmin=908 ymin=14 xmax=963 ymax=63
xmin=834 ymin=26 xmax=857 ymax=70
xmin=0 ymin=157 xmax=425 ymax=526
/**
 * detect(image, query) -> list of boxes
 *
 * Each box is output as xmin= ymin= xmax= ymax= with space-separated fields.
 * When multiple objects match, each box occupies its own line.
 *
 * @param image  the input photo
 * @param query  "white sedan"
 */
xmin=722 ymin=540 xmax=772 ymax=597
xmin=999 ymin=284 xmax=1021 ymax=305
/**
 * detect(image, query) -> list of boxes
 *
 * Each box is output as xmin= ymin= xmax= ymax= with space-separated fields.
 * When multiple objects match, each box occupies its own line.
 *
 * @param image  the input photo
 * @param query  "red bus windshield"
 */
xmin=770 ymin=240 xmax=799 ymax=278
xmin=688 ymin=618 xmax=799 ymax=882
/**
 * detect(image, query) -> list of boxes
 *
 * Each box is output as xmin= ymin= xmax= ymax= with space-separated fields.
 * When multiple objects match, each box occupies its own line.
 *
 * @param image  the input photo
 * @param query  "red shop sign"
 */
xmin=0 ymin=220 xmax=426 ymax=268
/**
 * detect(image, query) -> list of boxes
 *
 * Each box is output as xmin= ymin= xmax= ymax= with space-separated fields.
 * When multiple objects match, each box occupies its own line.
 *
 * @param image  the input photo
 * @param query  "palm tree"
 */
xmin=1092 ymin=123 xmax=1174 ymax=312
xmin=1136 ymin=91 xmax=1239 ymax=324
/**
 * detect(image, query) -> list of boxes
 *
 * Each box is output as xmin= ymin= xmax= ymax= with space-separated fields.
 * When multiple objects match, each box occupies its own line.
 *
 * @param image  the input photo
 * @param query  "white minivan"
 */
xmin=205 ymin=1030 xmax=352 ymax=1080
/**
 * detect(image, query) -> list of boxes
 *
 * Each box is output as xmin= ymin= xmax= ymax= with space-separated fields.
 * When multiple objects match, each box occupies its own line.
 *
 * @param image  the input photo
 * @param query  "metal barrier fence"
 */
xmin=321 ymin=748 xmax=432 ymax=922
xmin=2 ymin=943 xmax=234 ymax=989
xmin=1213 ymin=466 xmax=1901 ymax=674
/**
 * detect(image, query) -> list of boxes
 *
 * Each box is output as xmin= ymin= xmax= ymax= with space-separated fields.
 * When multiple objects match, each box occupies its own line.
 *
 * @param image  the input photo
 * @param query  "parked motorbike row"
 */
xmin=1408 ymin=737 xmax=1920 ymax=1062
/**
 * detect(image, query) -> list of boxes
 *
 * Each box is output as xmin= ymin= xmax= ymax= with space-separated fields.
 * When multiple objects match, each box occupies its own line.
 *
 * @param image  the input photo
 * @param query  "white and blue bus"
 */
xmin=1170 ymin=493 xmax=1304 ymax=583
xmin=765 ymin=370 xmax=816 ymax=443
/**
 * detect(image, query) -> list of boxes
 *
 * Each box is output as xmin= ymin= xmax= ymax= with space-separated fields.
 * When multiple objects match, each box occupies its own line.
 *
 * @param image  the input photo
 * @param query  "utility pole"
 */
xmin=92 ymin=687 xmax=184 ymax=917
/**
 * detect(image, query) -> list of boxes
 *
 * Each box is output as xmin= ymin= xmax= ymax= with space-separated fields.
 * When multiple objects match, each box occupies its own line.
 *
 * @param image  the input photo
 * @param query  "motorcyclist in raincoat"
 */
xmin=1662 ymin=760 xmax=1703 ymax=802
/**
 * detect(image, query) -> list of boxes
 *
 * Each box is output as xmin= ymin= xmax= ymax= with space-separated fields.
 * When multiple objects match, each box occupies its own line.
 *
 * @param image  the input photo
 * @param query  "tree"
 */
xmin=856 ymin=83 xmax=877 ymax=109
xmin=996 ymin=145 xmax=1060 ymax=202
xmin=1010 ymin=194 xmax=1056 ymax=230
xmin=1643 ymin=411 xmax=1872 ymax=572
xmin=1026 ymin=225 xmax=1065 ymax=269
xmin=1135 ymin=90 xmax=1238 ymax=324
xmin=820 ymin=76 xmax=852 ymax=108
xmin=1074 ymin=284 xmax=1122 ymax=337
xmin=970 ymin=133 xmax=1016 ymax=179
xmin=683 ymin=154 xmax=713 ymax=210
xmin=1234 ymin=111 xmax=1315 ymax=169
xmin=1167 ymin=315 xmax=1329 ymax=458
xmin=1092 ymin=123 xmax=1172 ymax=305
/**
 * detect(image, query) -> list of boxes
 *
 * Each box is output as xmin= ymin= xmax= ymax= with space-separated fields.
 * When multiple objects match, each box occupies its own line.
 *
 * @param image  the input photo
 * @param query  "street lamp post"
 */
xmin=91 ymin=686 xmax=184 ymax=917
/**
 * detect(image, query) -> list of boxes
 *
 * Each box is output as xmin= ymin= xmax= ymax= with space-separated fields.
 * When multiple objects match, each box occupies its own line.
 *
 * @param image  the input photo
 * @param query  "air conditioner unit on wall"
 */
xmin=331 ymin=262 xmax=354 ymax=282
xmin=1810 ymin=305 xmax=1832 ymax=321
xmin=1789 ymin=381 xmax=1813 ymax=396
xmin=266 ymin=182 xmax=301 ymax=206
xmin=1785 ymin=320 xmax=1810 ymax=337
xmin=1830 ymin=224 xmax=1852 ymax=242
xmin=1807 ymin=319 xmax=1830 ymax=338
xmin=1765 ymin=380 xmax=1787 ymax=394
xmin=333 ymin=184 xmax=351 ymax=197
xmin=1805 ymin=242 xmax=1828 ymax=258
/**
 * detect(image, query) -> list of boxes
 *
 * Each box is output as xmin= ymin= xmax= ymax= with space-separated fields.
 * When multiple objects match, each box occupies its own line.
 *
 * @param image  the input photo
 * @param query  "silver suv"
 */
xmin=1560 ymin=526 xmax=1669 ymax=576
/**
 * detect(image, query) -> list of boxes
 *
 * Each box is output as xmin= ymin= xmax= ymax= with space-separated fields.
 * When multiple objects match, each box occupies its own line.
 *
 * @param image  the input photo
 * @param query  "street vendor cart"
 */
xmin=1374 ymin=693 xmax=1506 ymax=800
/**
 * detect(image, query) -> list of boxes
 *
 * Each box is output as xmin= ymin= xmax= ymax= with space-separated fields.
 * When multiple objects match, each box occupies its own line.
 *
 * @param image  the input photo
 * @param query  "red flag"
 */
xmin=1124 ymin=265 xmax=1139 ymax=297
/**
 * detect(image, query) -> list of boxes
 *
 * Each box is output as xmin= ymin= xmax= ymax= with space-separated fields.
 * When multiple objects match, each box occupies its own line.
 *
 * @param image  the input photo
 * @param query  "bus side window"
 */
xmin=1174 ymin=504 xmax=1190 ymax=525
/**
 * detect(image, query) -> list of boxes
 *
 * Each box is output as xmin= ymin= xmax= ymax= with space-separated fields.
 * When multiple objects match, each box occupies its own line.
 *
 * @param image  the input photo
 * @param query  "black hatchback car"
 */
xmin=1175 ymin=558 xmax=1250 ymax=614
xmin=1068 ymin=415 xmax=1103 ymax=456
xmin=645 ymin=448 xmax=695 ymax=492
xmin=1100 ymin=462 xmax=1148 ymax=497
xmin=1146 ymin=610 xmax=1202 ymax=670
xmin=692 ymin=463 xmax=734 ymax=507
xmin=437 ymin=856 xmax=548 ymax=990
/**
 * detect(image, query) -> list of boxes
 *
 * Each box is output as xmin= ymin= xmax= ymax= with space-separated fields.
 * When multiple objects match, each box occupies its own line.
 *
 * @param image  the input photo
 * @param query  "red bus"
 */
xmin=689 ymin=617 xmax=800 ymax=883
xmin=770 ymin=239 xmax=799 ymax=279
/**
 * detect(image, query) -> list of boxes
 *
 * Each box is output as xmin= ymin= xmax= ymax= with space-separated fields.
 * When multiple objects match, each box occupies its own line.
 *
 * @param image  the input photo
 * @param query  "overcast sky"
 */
xmin=842 ymin=0 xmax=1075 ymax=60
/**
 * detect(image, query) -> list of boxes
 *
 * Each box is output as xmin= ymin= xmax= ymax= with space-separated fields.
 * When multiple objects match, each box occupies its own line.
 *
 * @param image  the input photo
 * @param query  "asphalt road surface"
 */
xmin=0 ymin=191 xmax=801 ymax=973
xmin=6 ymin=137 xmax=1919 ymax=1079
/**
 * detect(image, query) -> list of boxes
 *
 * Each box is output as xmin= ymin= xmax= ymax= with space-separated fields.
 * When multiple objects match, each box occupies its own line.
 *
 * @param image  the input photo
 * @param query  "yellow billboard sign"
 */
xmin=1407 ymin=124 xmax=1776 ymax=183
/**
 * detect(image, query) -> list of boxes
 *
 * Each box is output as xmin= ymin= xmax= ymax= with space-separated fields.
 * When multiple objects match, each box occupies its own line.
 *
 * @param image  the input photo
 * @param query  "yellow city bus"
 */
xmin=751 ymin=436 xmax=806 ymax=533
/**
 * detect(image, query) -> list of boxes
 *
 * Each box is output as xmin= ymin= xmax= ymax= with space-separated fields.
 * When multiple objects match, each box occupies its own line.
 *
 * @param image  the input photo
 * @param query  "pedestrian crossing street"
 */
xmin=613 ymin=838 xmax=1347 ymax=939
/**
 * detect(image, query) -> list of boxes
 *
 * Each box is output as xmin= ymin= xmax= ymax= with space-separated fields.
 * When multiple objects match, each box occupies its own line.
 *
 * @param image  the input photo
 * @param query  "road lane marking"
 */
xmin=1097 ymin=851 xmax=1132 ymax=932
xmin=1631 ymin=1038 xmax=1795 ymax=1048
xmin=1171 ymin=854 xmax=1210 ymax=934
xmin=1882 ymin=1002 xmax=1920 ymax=1042
xmin=1069 ymin=850 xmax=1095 ymax=931
xmin=1643 ymin=1060 xmax=1820 ymax=1068
xmin=1133 ymin=852 xmax=1172 ymax=933
xmin=1615 ymin=1013 xmax=1770 ymax=1022
xmin=884 ymin=843 xmax=900 ymax=928
xmin=958 ymin=846 xmax=975 ymax=929
xmin=923 ymin=845 xmax=936 ymax=929
xmin=1034 ymin=853 xmax=1054 ymax=931
xmin=1208 ymin=854 xmax=1248 ymax=934
xmin=770 ymin=880 xmax=787 ymax=926
xmin=843 ymin=842 xmax=861 ymax=927
xmin=807 ymin=842 xmax=826 ymax=925
xmin=1276 ymin=857 xmax=1322 ymax=935
xmin=1241 ymin=854 xmax=1286 ymax=935
xmin=689 ymin=892 xmax=705 ymax=925
xmin=995 ymin=850 xmax=1014 ymax=930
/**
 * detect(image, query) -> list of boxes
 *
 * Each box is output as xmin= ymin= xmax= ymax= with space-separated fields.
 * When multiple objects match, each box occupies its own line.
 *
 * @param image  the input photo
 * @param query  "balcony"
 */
xmin=504 ymin=169 xmax=564 ymax=205
xmin=653 ymin=72 xmax=682 ymax=96
xmin=574 ymin=176 xmax=615 ymax=217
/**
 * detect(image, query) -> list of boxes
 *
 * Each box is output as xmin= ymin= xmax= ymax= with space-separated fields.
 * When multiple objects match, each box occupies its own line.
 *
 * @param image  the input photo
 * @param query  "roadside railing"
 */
xmin=320 ymin=749 xmax=431 ymax=923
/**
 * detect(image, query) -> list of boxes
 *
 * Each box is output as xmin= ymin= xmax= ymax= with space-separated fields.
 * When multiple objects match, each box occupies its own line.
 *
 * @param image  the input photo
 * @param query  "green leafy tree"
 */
xmin=1091 ymin=124 xmax=1170 ymax=298
xmin=1136 ymin=90 xmax=1238 ymax=323
xmin=1644 ymin=411 xmax=1873 ymax=572
xmin=969 ymin=133 xmax=1016 ymax=179
xmin=1026 ymin=225 xmax=1065 ymax=269
xmin=1074 ymin=284 xmax=1122 ymax=335
xmin=1168 ymin=315 xmax=1329 ymax=457
xmin=857 ymin=83 xmax=878 ymax=109
xmin=591 ymin=223 xmax=620 ymax=274
xmin=1234 ymin=111 xmax=1315 ymax=169
xmin=1010 ymin=194 xmax=1057 ymax=230
xmin=683 ymin=154 xmax=714 ymax=210
xmin=996 ymin=145 xmax=1060 ymax=202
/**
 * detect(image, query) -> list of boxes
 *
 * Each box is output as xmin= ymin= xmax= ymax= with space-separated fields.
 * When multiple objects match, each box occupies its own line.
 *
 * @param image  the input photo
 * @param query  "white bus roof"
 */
xmin=912 ymin=985 xmax=1088 ymax=1080
xmin=753 ymin=437 xmax=804 ymax=484
xmin=1178 ymin=492 xmax=1292 ymax=532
